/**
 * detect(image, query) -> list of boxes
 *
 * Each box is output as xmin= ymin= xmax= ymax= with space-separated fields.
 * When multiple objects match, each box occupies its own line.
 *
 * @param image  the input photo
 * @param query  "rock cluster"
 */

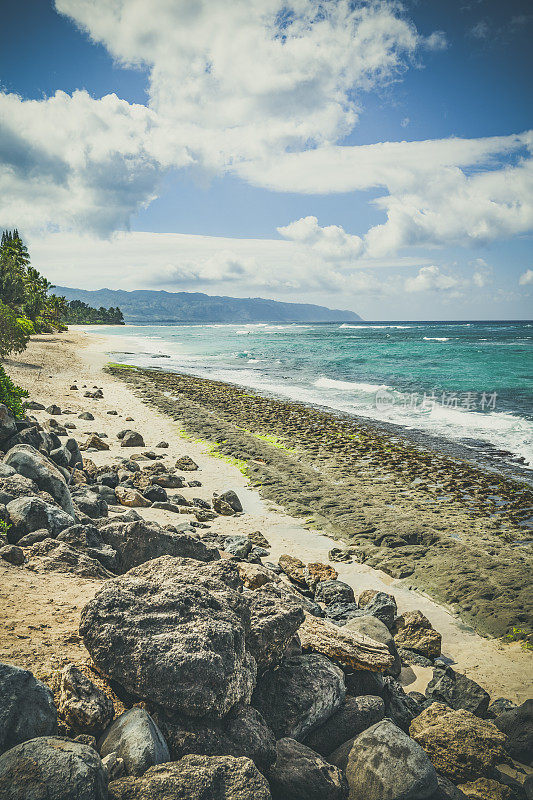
xmin=0 ymin=397 xmax=530 ymax=800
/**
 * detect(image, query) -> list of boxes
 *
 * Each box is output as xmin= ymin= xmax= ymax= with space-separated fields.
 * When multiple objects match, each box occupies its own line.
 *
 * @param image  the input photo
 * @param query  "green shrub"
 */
xmin=0 ymin=365 xmax=28 ymax=418
xmin=0 ymin=301 xmax=31 ymax=359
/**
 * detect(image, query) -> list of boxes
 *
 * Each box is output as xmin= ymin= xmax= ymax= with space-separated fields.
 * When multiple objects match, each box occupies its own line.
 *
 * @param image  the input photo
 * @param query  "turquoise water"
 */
xmin=92 ymin=320 xmax=533 ymax=469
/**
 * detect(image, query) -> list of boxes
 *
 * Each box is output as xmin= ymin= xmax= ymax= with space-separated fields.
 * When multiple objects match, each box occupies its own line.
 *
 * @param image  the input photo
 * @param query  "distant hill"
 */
xmin=54 ymin=287 xmax=361 ymax=323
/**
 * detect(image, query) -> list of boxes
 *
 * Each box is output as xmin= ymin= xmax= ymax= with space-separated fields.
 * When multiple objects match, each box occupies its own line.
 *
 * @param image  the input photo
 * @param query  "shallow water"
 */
xmin=92 ymin=319 xmax=533 ymax=469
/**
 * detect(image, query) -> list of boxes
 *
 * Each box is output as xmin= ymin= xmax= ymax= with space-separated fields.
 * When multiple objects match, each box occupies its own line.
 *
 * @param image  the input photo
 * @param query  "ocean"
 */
xmin=91 ymin=320 xmax=533 ymax=472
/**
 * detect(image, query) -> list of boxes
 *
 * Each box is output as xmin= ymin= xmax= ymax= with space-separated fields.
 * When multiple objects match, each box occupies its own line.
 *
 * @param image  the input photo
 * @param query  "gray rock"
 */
xmin=78 ymin=412 xmax=94 ymax=420
xmin=486 ymin=698 xmax=517 ymax=718
xmin=315 ymin=580 xmax=355 ymax=606
xmin=121 ymin=431 xmax=145 ymax=448
xmin=6 ymin=496 xmax=72 ymax=542
xmin=58 ymin=664 xmax=114 ymax=736
xmin=65 ymin=437 xmax=83 ymax=468
xmin=56 ymin=524 xmax=118 ymax=572
xmin=434 ymin=774 xmax=470 ymax=799
xmin=25 ymin=401 xmax=45 ymax=410
xmin=0 ymin=663 xmax=57 ymax=754
xmin=49 ymin=445 xmax=70 ymax=468
xmin=224 ymin=535 xmax=252 ymax=558
xmin=151 ymin=473 xmax=186 ymax=488
xmin=99 ymin=519 xmax=219 ymax=573
xmin=142 ymin=485 xmax=168 ymax=503
xmin=270 ymin=737 xmax=348 ymax=800
xmin=71 ymin=487 xmax=109 ymax=519
xmin=425 ymin=665 xmax=490 ymax=717
xmin=399 ymin=648 xmax=434 ymax=668
xmin=102 ymin=752 xmax=125 ymax=780
xmin=152 ymin=704 xmax=276 ymax=773
xmin=99 ymin=708 xmax=169 ymax=776
xmin=4 ymin=444 xmax=75 ymax=516
xmin=46 ymin=404 xmax=61 ymax=415
xmin=343 ymin=615 xmax=402 ymax=677
xmin=358 ymin=590 xmax=398 ymax=631
xmin=27 ymin=538 xmax=113 ymax=578
xmin=325 ymin=602 xmax=362 ymax=623
xmin=16 ymin=529 xmax=50 ymax=546
xmin=494 ymin=699 xmax=533 ymax=763
xmin=303 ymin=695 xmax=385 ymax=757
xmin=383 ymin=676 xmax=423 ymax=732
xmin=0 ymin=404 xmax=17 ymax=444
xmin=524 ymin=775 xmax=533 ymax=800
xmin=0 ymin=736 xmax=107 ymax=800
xmin=0 ymin=464 xmax=15 ymax=478
xmin=80 ymin=556 xmax=257 ymax=719
xmin=0 ymin=545 xmax=24 ymax=565
xmin=107 ymin=754 xmax=271 ymax=800
xmin=97 ymin=472 xmax=119 ymax=489
xmin=217 ymin=490 xmax=243 ymax=512
xmin=333 ymin=719 xmax=438 ymax=800
xmin=244 ymin=589 xmax=304 ymax=672
xmin=252 ymin=654 xmax=345 ymax=740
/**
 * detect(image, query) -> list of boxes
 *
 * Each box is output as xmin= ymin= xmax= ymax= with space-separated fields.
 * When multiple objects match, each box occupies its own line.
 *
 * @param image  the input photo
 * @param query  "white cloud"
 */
xmin=519 ymin=269 xmax=533 ymax=286
xmin=277 ymin=216 xmax=363 ymax=261
xmin=0 ymin=90 xmax=172 ymax=235
xmin=404 ymin=265 xmax=461 ymax=293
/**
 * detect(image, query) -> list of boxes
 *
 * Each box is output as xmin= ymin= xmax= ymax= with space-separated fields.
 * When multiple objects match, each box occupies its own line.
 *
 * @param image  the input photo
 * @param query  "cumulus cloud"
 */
xmin=0 ymin=90 xmax=172 ymax=235
xmin=519 ymin=269 xmax=533 ymax=285
xmin=404 ymin=265 xmax=461 ymax=293
xmin=277 ymin=216 xmax=363 ymax=261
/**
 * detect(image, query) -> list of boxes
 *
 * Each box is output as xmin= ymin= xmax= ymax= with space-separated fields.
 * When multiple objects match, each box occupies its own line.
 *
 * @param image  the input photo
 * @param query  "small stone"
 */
xmin=304 ymin=562 xmax=338 ymax=591
xmin=155 ymin=441 xmax=169 ymax=448
xmin=58 ymin=664 xmax=114 ymax=736
xmin=102 ymin=753 xmax=125 ymax=780
xmin=278 ymin=554 xmax=307 ymax=586
xmin=121 ymin=431 xmax=145 ymax=448
xmin=46 ymin=404 xmax=61 ymax=415
xmin=82 ymin=435 xmax=110 ymax=451
xmin=78 ymin=412 xmax=95 ymax=420
xmin=315 ymin=580 xmax=355 ymax=606
xmin=175 ymin=456 xmax=199 ymax=471
xmin=115 ymin=486 xmax=151 ymax=508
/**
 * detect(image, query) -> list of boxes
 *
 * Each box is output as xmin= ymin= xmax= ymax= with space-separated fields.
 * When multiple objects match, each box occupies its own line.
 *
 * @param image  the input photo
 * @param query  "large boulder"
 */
xmin=425 ymin=665 xmax=490 ymax=717
xmin=303 ymin=695 xmax=385 ymax=757
xmin=394 ymin=610 xmax=442 ymax=659
xmin=343 ymin=614 xmax=402 ymax=677
xmin=0 ymin=736 xmax=107 ymax=800
xmin=108 ymin=754 xmax=271 ymax=800
xmin=151 ymin=704 xmax=276 ymax=773
xmin=278 ymin=554 xmax=307 ymax=587
xmin=6 ymin=496 xmax=72 ymax=542
xmin=269 ymin=737 xmax=348 ymax=800
xmin=297 ymin=614 xmax=395 ymax=671
xmin=80 ymin=556 xmax=257 ymax=719
xmin=493 ymin=699 xmax=533 ymax=764
xmin=0 ymin=663 xmax=57 ymax=754
xmin=4 ymin=444 xmax=75 ymax=516
xmin=99 ymin=519 xmax=219 ymax=573
xmin=98 ymin=708 xmax=169 ymax=777
xmin=244 ymin=589 xmax=304 ymax=672
xmin=409 ymin=702 xmax=508 ymax=782
xmin=216 ymin=490 xmax=243 ymax=513
xmin=252 ymin=653 xmax=345 ymax=740
xmin=383 ymin=676 xmax=424 ymax=732
xmin=333 ymin=719 xmax=438 ymax=800
xmin=57 ymin=664 xmax=114 ymax=736
xmin=120 ymin=431 xmax=145 ymax=447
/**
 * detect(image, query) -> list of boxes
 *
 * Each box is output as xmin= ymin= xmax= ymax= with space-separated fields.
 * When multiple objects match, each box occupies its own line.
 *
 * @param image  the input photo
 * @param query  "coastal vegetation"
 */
xmin=61 ymin=299 xmax=124 ymax=325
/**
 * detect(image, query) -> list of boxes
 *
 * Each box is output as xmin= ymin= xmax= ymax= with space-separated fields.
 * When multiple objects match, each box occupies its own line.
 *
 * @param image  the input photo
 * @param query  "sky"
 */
xmin=1 ymin=0 xmax=532 ymax=320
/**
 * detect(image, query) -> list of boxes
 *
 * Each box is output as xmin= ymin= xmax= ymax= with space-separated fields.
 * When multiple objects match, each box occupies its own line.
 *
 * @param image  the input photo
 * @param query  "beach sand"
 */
xmin=1 ymin=328 xmax=531 ymax=703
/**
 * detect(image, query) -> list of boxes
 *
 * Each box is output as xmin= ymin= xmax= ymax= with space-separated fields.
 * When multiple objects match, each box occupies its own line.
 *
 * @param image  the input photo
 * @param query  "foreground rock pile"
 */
xmin=0 ymin=399 xmax=531 ymax=799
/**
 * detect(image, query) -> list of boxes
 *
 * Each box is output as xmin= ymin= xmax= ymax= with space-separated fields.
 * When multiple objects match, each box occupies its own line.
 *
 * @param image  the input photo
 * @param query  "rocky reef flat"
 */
xmin=0 ymin=330 xmax=531 ymax=799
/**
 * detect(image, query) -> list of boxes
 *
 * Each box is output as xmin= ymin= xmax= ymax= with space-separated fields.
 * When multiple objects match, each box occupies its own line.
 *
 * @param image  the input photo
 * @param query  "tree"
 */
xmin=0 ymin=301 xmax=31 ymax=359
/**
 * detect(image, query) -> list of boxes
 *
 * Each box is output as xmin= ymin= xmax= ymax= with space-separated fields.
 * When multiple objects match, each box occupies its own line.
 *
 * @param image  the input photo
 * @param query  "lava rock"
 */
xmin=80 ymin=556 xmax=256 ymax=719
xmin=0 ymin=544 xmax=24 ymax=565
xmin=0 ymin=736 xmax=107 ymax=800
xmin=302 ymin=695 xmax=385 ymax=757
xmin=394 ymin=610 xmax=442 ymax=659
xmin=493 ymin=699 xmax=533 ymax=764
xmin=216 ymin=490 xmax=243 ymax=512
xmin=175 ymin=456 xmax=198 ymax=471
xmin=269 ymin=737 xmax=348 ymax=800
xmin=358 ymin=590 xmax=398 ymax=631
xmin=142 ymin=485 xmax=168 ymax=503
xmin=343 ymin=614 xmax=402 ymax=677
xmin=315 ymin=579 xmax=355 ymax=606
xmin=121 ymin=431 xmax=145 ymax=448
xmin=71 ymin=487 xmax=109 ymax=519
xmin=107 ymin=754 xmax=271 ymax=800
xmin=252 ymin=653 xmax=345 ymax=740
xmin=245 ymin=589 xmax=304 ymax=672
xmin=425 ymin=664 xmax=490 ymax=717
xmin=224 ymin=535 xmax=253 ymax=559
xmin=58 ymin=664 xmax=114 ymax=736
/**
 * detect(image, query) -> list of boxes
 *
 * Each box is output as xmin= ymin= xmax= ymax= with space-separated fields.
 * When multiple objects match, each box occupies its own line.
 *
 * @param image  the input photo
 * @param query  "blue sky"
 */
xmin=1 ymin=0 xmax=532 ymax=319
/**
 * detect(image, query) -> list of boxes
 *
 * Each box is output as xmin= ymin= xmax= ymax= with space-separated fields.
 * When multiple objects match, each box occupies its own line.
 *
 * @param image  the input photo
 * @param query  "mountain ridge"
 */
xmin=54 ymin=287 xmax=362 ymax=323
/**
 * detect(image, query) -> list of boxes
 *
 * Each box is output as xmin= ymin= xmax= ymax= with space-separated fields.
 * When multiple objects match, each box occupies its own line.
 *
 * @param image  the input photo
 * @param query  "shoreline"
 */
xmin=1 ymin=328 xmax=531 ymax=705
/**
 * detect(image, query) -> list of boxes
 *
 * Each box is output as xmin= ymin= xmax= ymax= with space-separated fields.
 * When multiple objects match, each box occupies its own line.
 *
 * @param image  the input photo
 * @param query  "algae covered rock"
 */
xmin=409 ymin=702 xmax=508 ymax=782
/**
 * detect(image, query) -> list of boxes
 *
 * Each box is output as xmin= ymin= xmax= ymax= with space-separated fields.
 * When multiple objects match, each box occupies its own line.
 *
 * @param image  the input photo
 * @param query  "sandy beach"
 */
xmin=0 ymin=328 xmax=531 ymax=705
